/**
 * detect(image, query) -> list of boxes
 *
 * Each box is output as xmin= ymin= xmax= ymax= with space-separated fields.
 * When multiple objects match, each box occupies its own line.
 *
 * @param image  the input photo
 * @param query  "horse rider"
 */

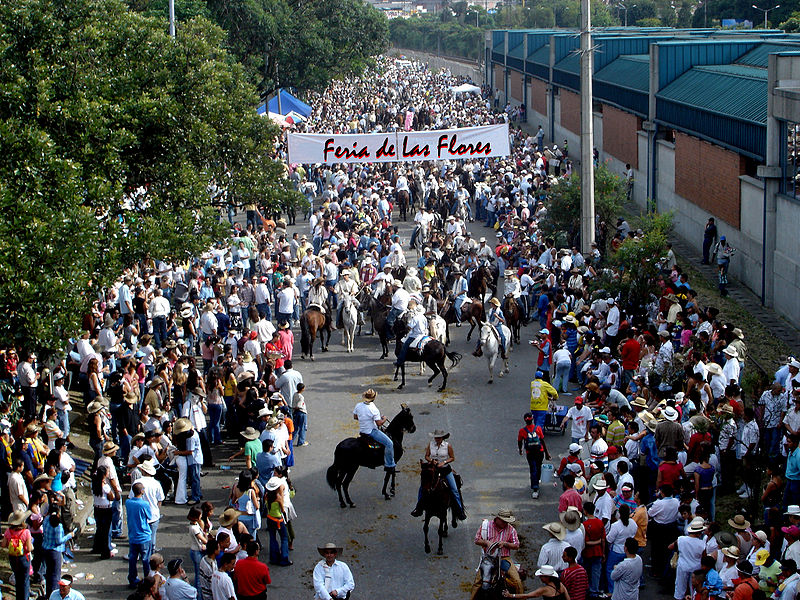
xmin=334 ymin=268 xmax=358 ymax=328
xmin=420 ymin=285 xmax=437 ymax=316
xmin=385 ymin=279 xmax=410 ymax=340
xmin=373 ymin=263 xmax=393 ymax=297
xmin=474 ymin=297 xmax=508 ymax=359
xmin=359 ymin=256 xmax=377 ymax=287
xmin=403 ymin=266 xmax=422 ymax=297
xmin=410 ymin=429 xmax=467 ymax=520
xmin=394 ymin=301 xmax=428 ymax=367
xmin=471 ymin=508 xmax=524 ymax=600
xmin=503 ymin=269 xmax=521 ymax=314
xmin=450 ymin=266 xmax=469 ymax=323
xmin=323 ymin=254 xmax=339 ymax=308
xmin=352 ymin=389 xmax=395 ymax=472
xmin=308 ymin=277 xmax=330 ymax=316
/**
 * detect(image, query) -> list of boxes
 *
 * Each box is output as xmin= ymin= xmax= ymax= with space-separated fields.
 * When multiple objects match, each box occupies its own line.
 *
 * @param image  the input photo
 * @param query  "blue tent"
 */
xmin=256 ymin=89 xmax=312 ymax=118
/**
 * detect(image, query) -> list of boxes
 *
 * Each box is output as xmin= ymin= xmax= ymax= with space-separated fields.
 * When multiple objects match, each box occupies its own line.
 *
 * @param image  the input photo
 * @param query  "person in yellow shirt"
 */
xmin=530 ymin=370 xmax=558 ymax=429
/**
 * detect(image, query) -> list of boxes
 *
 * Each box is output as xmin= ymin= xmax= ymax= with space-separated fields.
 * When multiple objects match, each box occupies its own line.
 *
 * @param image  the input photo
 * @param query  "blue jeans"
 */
xmin=584 ymin=556 xmax=603 ymax=595
xmin=606 ymin=549 xmax=625 ymax=593
xmin=44 ymin=548 xmax=62 ymax=597
xmin=150 ymin=517 xmax=161 ymax=551
xmin=10 ymin=555 xmax=30 ymax=600
xmin=293 ymin=409 xmax=307 ymax=445
xmin=207 ymin=404 xmax=223 ymax=445
xmin=152 ymin=316 xmax=167 ymax=349
xmin=553 ymin=361 xmax=571 ymax=393
xmin=190 ymin=548 xmax=203 ymax=592
xmin=396 ymin=336 xmax=415 ymax=363
xmin=277 ymin=311 xmax=293 ymax=326
xmin=368 ymin=429 xmax=396 ymax=468
xmin=494 ymin=324 xmax=507 ymax=349
xmin=386 ymin=307 xmax=403 ymax=337
xmin=57 ymin=408 xmax=70 ymax=437
xmin=119 ymin=432 xmax=132 ymax=465
xmin=129 ymin=541 xmax=151 ymax=585
xmin=112 ymin=498 xmax=123 ymax=538
xmin=764 ymin=427 xmax=782 ymax=458
xmin=188 ymin=463 xmax=202 ymax=502
xmin=526 ymin=449 xmax=543 ymax=490
xmin=532 ymin=410 xmax=547 ymax=430
xmin=268 ymin=519 xmax=290 ymax=565
xmin=257 ymin=303 xmax=271 ymax=321
xmin=785 ymin=479 xmax=800 ymax=509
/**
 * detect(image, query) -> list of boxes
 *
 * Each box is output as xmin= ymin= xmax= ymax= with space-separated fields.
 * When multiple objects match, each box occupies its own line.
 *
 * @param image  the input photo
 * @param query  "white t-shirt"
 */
xmin=277 ymin=288 xmax=296 ymax=313
xmin=353 ymin=402 xmax=380 ymax=434
xmin=211 ymin=570 xmax=236 ymax=600
xmin=566 ymin=405 xmax=593 ymax=439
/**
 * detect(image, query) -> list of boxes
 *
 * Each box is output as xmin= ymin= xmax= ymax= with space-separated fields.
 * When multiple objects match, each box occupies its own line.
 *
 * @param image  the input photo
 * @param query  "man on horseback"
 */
xmin=385 ymin=279 xmax=410 ymax=340
xmin=334 ymin=269 xmax=358 ymax=329
xmin=410 ymin=429 xmax=467 ymax=520
xmin=308 ymin=278 xmax=330 ymax=316
xmin=352 ymin=389 xmax=395 ymax=472
xmin=474 ymin=297 xmax=508 ymax=360
xmin=450 ymin=266 xmax=469 ymax=324
xmin=393 ymin=301 xmax=428 ymax=367
xmin=471 ymin=508 xmax=524 ymax=600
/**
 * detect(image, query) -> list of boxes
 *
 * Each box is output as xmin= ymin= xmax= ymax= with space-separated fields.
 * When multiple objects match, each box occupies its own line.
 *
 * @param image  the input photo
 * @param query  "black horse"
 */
xmin=417 ymin=461 xmax=458 ymax=555
xmin=392 ymin=317 xmax=462 ymax=392
xmin=326 ymin=405 xmax=416 ymax=508
xmin=468 ymin=264 xmax=497 ymax=303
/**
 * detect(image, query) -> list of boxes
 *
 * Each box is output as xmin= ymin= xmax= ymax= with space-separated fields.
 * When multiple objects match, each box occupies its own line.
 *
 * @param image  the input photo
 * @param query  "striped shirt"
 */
xmin=562 ymin=564 xmax=589 ymax=600
xmin=474 ymin=519 xmax=519 ymax=558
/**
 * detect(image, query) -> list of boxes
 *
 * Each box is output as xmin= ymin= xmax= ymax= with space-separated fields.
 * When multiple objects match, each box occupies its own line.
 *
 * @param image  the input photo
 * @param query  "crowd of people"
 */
xmin=0 ymin=54 xmax=796 ymax=600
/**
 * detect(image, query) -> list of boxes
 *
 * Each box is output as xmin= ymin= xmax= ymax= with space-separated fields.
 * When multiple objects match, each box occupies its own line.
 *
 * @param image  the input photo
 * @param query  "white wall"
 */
xmin=774 ymin=194 xmax=800 ymax=319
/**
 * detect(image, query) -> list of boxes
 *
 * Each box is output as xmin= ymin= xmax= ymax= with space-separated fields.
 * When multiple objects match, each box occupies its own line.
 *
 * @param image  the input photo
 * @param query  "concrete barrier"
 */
xmin=392 ymin=48 xmax=484 ymax=84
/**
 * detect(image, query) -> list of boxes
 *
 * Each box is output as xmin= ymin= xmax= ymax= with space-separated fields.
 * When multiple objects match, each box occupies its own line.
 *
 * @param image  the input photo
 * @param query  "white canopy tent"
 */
xmin=450 ymin=83 xmax=481 ymax=95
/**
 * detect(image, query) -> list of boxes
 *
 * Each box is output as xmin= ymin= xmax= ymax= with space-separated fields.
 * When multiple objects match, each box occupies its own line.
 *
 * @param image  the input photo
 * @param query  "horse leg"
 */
xmin=426 ymin=361 xmax=440 ymax=386
xmin=488 ymin=354 xmax=495 ymax=384
xmin=437 ymin=516 xmax=445 ymax=555
xmin=309 ymin=333 xmax=315 ymax=361
xmin=423 ymin=514 xmax=431 ymax=554
xmin=466 ymin=317 xmax=475 ymax=342
xmin=391 ymin=470 xmax=396 ymax=496
xmin=342 ymin=469 xmax=357 ymax=508
xmin=397 ymin=363 xmax=406 ymax=390
xmin=438 ymin=362 xmax=448 ymax=392
xmin=382 ymin=471 xmax=392 ymax=500
xmin=393 ymin=364 xmax=400 ymax=382
xmin=334 ymin=472 xmax=347 ymax=508
xmin=445 ymin=323 xmax=450 ymax=346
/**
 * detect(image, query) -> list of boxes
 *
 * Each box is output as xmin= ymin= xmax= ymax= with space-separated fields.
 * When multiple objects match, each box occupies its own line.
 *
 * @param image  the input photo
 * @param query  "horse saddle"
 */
xmin=359 ymin=433 xmax=384 ymax=451
xmin=409 ymin=335 xmax=432 ymax=350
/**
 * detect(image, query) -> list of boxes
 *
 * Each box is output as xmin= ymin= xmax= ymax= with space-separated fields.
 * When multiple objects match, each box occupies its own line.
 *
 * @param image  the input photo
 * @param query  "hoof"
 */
xmin=300 ymin=355 xmax=306 ymax=360
xmin=437 ymin=549 xmax=444 ymax=555
xmin=397 ymin=384 xmax=405 ymax=390
xmin=428 ymin=382 xmax=433 ymax=387
xmin=487 ymin=379 xmax=493 ymax=384
xmin=310 ymin=356 xmax=315 ymax=362
xmin=443 ymin=530 xmax=449 ymax=537
xmin=499 ymin=372 xmax=505 ymax=378
xmin=425 ymin=546 xmax=431 ymax=554
xmin=504 ymin=368 xmax=510 ymax=374
xmin=384 ymin=495 xmax=392 ymax=501
xmin=340 ymin=502 xmax=347 ymax=509
xmin=348 ymin=503 xmax=356 ymax=508
xmin=437 ymin=386 xmax=446 ymax=392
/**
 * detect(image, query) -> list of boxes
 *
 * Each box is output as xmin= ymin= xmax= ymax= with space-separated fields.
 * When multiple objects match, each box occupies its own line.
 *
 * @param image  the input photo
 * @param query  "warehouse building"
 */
xmin=487 ymin=28 xmax=800 ymax=322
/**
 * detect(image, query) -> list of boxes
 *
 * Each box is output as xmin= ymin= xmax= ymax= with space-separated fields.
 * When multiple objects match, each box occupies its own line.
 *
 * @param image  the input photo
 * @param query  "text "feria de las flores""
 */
xmin=322 ymin=133 xmax=493 ymax=162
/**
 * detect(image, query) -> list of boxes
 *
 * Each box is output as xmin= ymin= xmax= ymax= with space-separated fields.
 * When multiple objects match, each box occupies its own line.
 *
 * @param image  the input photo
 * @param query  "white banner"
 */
xmin=287 ymin=123 xmax=510 ymax=165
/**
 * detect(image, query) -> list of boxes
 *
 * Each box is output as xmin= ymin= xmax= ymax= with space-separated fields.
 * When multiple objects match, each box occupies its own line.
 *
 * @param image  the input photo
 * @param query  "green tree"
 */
xmin=780 ymin=12 xmax=800 ymax=31
xmin=540 ymin=165 xmax=627 ymax=250
xmin=0 ymin=0 xmax=295 ymax=354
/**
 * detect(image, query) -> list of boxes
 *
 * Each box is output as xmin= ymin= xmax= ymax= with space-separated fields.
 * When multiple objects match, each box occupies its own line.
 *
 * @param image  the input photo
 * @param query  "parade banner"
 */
xmin=287 ymin=123 xmax=510 ymax=165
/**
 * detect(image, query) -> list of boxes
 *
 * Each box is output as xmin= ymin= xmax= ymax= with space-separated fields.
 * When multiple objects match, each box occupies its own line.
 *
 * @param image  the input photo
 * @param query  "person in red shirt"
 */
xmin=558 ymin=473 xmax=584 ymax=515
xmin=561 ymin=546 xmax=588 ymax=600
xmin=618 ymin=329 xmax=641 ymax=392
xmin=556 ymin=443 xmax=585 ymax=478
xmin=266 ymin=331 xmax=286 ymax=372
xmin=582 ymin=500 xmax=606 ymax=597
xmin=234 ymin=540 xmax=271 ymax=600
xmin=517 ymin=412 xmax=551 ymax=500
xmin=731 ymin=561 xmax=759 ymax=600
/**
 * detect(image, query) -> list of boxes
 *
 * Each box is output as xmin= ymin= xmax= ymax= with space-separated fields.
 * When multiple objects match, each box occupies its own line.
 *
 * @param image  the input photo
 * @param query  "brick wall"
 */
xmin=560 ymin=89 xmax=580 ymax=134
xmin=602 ymin=105 xmax=641 ymax=169
xmin=531 ymin=78 xmax=547 ymax=117
xmin=509 ymin=71 xmax=523 ymax=102
xmin=674 ymin=132 xmax=744 ymax=229
xmin=494 ymin=65 xmax=504 ymax=92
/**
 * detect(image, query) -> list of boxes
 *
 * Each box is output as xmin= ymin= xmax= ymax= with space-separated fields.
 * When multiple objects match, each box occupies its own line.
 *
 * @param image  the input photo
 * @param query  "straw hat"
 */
xmin=173 ymin=418 xmax=194 ymax=435
xmin=103 ymin=441 xmax=119 ymax=455
xmin=241 ymin=427 xmax=259 ymax=441
xmin=429 ymin=429 xmax=450 ymax=439
xmin=8 ymin=510 xmax=31 ymax=526
xmin=489 ymin=297 xmax=500 ymax=307
xmin=594 ymin=479 xmax=609 ymax=492
xmin=560 ymin=506 xmax=582 ymax=531
xmin=317 ymin=542 xmax=343 ymax=557
xmin=219 ymin=507 xmax=245 ymax=527
xmin=733 ymin=328 xmax=745 ymax=339
xmin=721 ymin=546 xmax=741 ymax=560
xmin=631 ymin=397 xmax=648 ymax=409
xmin=723 ymin=346 xmax=739 ymax=358
xmin=543 ymin=522 xmax=566 ymax=540
xmin=493 ymin=508 xmax=516 ymax=524
xmin=535 ymin=565 xmax=559 ymax=578
xmin=718 ymin=404 xmax=734 ymax=416
xmin=87 ymin=400 xmax=105 ymax=414
xmin=241 ymin=351 xmax=254 ymax=363
xmin=688 ymin=517 xmax=706 ymax=533
xmin=728 ymin=514 xmax=750 ymax=530
xmin=363 ymin=389 xmax=377 ymax=402
xmin=124 ymin=391 xmax=138 ymax=405
xmin=148 ymin=376 xmax=164 ymax=388
xmin=706 ymin=363 xmax=723 ymax=376
xmin=138 ymin=459 xmax=157 ymax=476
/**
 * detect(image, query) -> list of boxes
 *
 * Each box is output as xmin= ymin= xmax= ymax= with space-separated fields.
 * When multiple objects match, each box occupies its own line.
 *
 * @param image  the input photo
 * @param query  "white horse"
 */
xmin=415 ymin=220 xmax=430 ymax=260
xmin=340 ymin=293 xmax=359 ymax=353
xmin=418 ymin=315 xmax=447 ymax=375
xmin=479 ymin=322 xmax=510 ymax=384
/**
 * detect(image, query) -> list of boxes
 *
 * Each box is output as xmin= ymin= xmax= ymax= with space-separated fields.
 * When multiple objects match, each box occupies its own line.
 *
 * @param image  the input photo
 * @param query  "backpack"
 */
xmin=7 ymin=530 xmax=25 ymax=557
xmin=524 ymin=427 xmax=541 ymax=452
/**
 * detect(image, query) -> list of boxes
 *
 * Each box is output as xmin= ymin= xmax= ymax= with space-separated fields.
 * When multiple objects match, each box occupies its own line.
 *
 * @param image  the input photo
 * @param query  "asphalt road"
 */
xmin=68 ymin=217 xmax=578 ymax=600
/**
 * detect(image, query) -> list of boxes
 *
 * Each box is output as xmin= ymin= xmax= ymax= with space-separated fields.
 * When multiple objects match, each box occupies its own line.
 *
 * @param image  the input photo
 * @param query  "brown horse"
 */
xmin=468 ymin=265 xmax=497 ymax=304
xmin=397 ymin=189 xmax=410 ymax=221
xmin=299 ymin=308 xmax=331 ymax=360
xmin=502 ymin=296 xmax=522 ymax=345
xmin=440 ymin=295 xmax=485 ymax=342
xmin=357 ymin=287 xmax=392 ymax=359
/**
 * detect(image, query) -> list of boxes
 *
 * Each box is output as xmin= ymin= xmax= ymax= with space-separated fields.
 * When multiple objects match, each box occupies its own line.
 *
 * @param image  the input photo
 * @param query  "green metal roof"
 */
xmin=508 ymin=44 xmax=526 ymax=59
xmin=554 ymin=52 xmax=579 ymax=74
xmin=735 ymin=42 xmax=800 ymax=67
xmin=528 ymin=44 xmax=550 ymax=65
xmin=594 ymin=55 xmax=650 ymax=93
xmin=657 ymin=64 xmax=767 ymax=124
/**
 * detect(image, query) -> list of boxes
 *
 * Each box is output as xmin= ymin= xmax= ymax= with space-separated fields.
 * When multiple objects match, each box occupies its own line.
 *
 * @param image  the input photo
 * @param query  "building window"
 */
xmin=783 ymin=121 xmax=800 ymax=198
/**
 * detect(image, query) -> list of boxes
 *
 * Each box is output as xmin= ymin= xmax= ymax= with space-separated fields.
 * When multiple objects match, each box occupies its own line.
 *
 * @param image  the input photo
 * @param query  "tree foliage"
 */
xmin=540 ymin=165 xmax=627 ymax=250
xmin=0 ymin=0 xmax=295 ymax=353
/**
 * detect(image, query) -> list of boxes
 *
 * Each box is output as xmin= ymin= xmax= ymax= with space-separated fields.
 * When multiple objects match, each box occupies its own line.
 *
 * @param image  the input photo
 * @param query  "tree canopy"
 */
xmin=0 ymin=0 xmax=296 ymax=353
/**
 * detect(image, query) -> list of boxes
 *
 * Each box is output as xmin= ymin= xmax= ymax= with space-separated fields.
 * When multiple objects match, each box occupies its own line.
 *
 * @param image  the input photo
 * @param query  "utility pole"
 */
xmin=168 ymin=0 xmax=175 ymax=37
xmin=752 ymin=3 xmax=780 ymax=28
xmin=580 ymin=0 xmax=595 ymax=254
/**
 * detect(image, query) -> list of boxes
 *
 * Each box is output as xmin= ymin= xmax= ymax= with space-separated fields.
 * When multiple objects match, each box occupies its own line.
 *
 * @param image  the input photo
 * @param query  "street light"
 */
xmin=617 ymin=2 xmax=636 ymax=26
xmin=752 ymin=3 xmax=780 ymax=29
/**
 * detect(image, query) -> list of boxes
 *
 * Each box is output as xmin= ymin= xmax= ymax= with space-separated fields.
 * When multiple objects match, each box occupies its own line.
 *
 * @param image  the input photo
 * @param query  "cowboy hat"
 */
xmin=132 ymin=432 xmax=145 ymax=443
xmin=728 ymin=514 xmax=750 ymax=530
xmin=723 ymin=346 xmax=739 ymax=358
xmin=721 ymin=546 xmax=741 ymax=560
xmin=706 ymin=363 xmax=723 ymax=376
xmin=657 ymin=329 xmax=671 ymax=338
xmin=266 ymin=417 xmax=279 ymax=429
xmin=543 ymin=522 xmax=566 ymax=540
xmin=568 ymin=443 xmax=581 ymax=454
xmin=560 ymin=506 xmax=582 ymax=531
xmin=493 ymin=508 xmax=516 ymax=524
xmin=266 ymin=478 xmax=283 ymax=491
xmin=631 ymin=397 xmax=648 ymax=409
xmin=241 ymin=351 xmax=254 ymax=363
xmin=33 ymin=473 xmax=52 ymax=486
xmin=489 ymin=297 xmax=500 ymax=307
xmin=219 ymin=507 xmax=245 ymax=527
xmin=690 ymin=415 xmax=710 ymax=433
xmin=429 ymin=429 xmax=450 ymax=439
xmin=785 ymin=505 xmax=800 ymax=517
xmin=317 ymin=543 xmax=343 ymax=557
xmin=241 ymin=427 xmax=259 ymax=441
xmin=148 ymin=376 xmax=164 ymax=388
xmin=87 ymin=400 xmax=105 ymax=414
xmin=152 ymin=407 xmax=164 ymax=418
xmin=103 ymin=441 xmax=120 ymax=455
xmin=737 ymin=560 xmax=754 ymax=575
xmin=733 ymin=328 xmax=744 ymax=339
xmin=717 ymin=404 xmax=734 ymax=416
xmin=688 ymin=517 xmax=706 ymax=533
xmin=363 ymin=389 xmax=377 ymax=402
xmin=173 ymin=418 xmax=194 ymax=435
xmin=8 ymin=510 xmax=31 ymax=526
xmin=124 ymin=391 xmax=138 ymax=405
xmin=663 ymin=406 xmax=679 ymax=422
xmin=594 ymin=480 xmax=609 ymax=492
xmin=535 ymin=565 xmax=559 ymax=578
xmin=258 ymin=407 xmax=273 ymax=418
xmin=563 ymin=315 xmax=577 ymax=324
xmin=138 ymin=459 xmax=157 ymax=476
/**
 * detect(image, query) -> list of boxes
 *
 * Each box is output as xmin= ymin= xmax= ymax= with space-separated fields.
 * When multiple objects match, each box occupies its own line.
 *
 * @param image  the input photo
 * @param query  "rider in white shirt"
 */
xmin=394 ymin=302 xmax=429 ymax=366
xmin=353 ymin=389 xmax=395 ymax=470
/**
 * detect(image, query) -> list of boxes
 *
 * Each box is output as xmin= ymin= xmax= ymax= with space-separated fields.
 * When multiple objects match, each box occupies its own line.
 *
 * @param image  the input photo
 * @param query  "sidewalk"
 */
xmin=669 ymin=235 xmax=800 ymax=358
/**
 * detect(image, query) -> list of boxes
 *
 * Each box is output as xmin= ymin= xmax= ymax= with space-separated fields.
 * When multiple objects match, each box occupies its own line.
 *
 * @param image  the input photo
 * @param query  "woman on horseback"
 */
xmin=410 ymin=429 xmax=466 ymax=520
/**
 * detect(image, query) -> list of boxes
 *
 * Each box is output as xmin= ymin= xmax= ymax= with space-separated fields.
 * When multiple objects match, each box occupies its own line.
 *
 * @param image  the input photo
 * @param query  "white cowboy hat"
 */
xmin=663 ymin=406 xmax=679 ymax=422
xmin=723 ymin=346 xmax=739 ymax=358
xmin=535 ymin=565 xmax=559 ymax=578
xmin=138 ymin=459 xmax=157 ymax=476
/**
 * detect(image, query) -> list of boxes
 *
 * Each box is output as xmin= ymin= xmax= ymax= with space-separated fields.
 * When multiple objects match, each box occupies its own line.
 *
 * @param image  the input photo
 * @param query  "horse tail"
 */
xmin=445 ymin=350 xmax=462 ymax=368
xmin=326 ymin=463 xmax=340 ymax=489
xmin=300 ymin=313 xmax=311 ymax=355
